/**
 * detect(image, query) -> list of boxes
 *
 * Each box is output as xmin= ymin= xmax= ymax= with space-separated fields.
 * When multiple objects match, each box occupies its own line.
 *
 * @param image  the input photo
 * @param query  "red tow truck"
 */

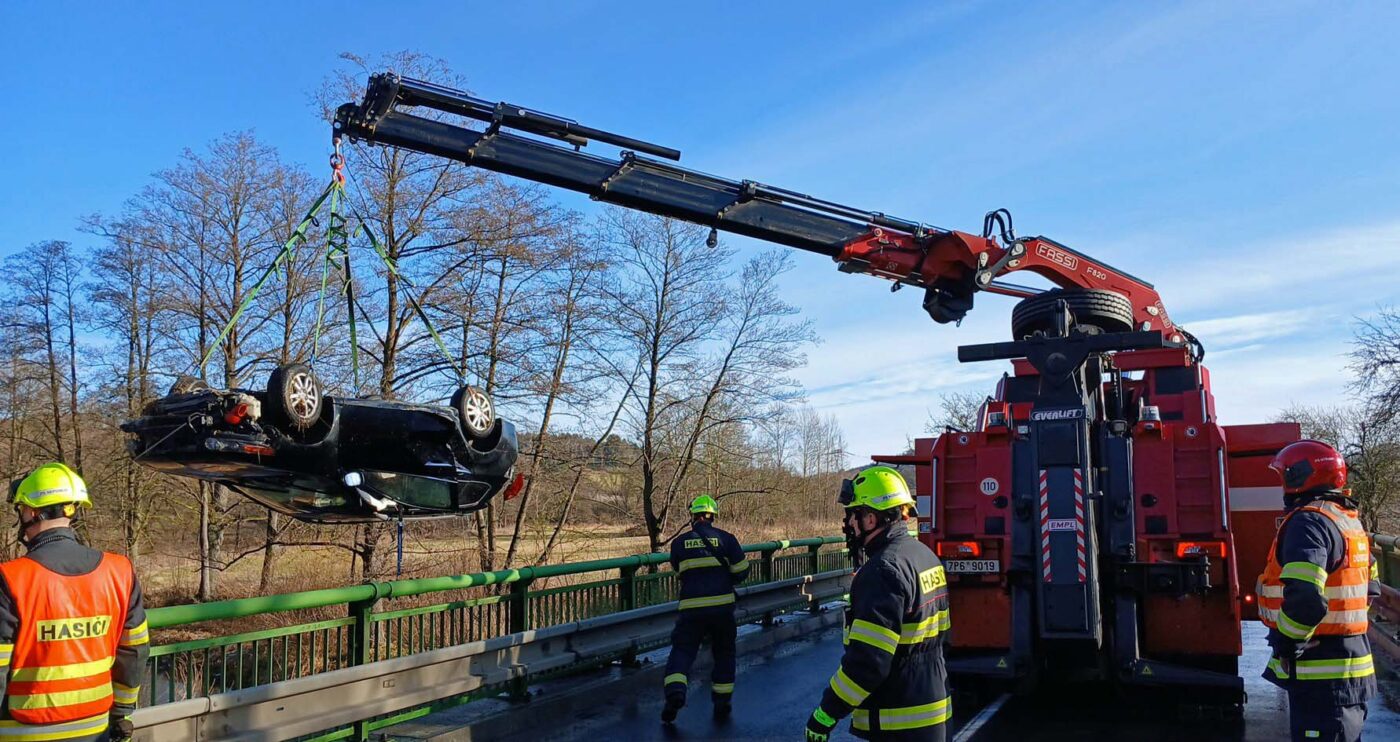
xmin=334 ymin=74 xmax=1299 ymax=703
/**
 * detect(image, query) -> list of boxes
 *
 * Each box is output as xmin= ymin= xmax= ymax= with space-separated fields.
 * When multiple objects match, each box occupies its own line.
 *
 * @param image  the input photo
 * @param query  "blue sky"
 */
xmin=3 ymin=1 xmax=1398 ymax=460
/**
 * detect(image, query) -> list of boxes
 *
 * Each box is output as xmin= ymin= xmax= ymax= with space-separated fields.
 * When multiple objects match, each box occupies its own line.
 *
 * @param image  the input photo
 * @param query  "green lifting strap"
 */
xmin=341 ymin=240 xmax=362 ymax=391
xmin=198 ymin=179 xmax=341 ymax=374
xmin=311 ymin=185 xmax=343 ymax=366
xmin=197 ymin=167 xmax=466 ymax=390
xmin=350 ymin=205 xmax=466 ymax=382
xmin=312 ymin=184 xmax=362 ymax=391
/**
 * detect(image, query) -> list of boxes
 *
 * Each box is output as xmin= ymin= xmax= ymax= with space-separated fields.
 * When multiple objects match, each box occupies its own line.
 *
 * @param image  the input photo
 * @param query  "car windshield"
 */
xmin=238 ymin=485 xmax=350 ymax=512
xmin=362 ymin=471 xmax=454 ymax=510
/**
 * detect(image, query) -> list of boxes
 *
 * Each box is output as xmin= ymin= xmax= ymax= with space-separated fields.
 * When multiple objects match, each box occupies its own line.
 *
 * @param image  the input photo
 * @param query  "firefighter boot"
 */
xmin=712 ymin=693 xmax=732 ymax=720
xmin=661 ymin=694 xmax=685 ymax=724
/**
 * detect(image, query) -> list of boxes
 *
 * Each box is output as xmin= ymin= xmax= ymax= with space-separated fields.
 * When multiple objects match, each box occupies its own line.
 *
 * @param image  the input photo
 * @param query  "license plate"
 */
xmin=944 ymin=559 xmax=999 ymax=574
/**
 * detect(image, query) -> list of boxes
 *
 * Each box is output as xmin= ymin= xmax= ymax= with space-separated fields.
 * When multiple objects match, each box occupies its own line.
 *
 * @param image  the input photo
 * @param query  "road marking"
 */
xmin=952 ymin=693 xmax=1011 ymax=742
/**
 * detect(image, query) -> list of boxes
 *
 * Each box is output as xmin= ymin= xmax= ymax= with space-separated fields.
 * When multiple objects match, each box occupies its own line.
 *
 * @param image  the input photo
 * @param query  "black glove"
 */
xmin=1267 ymin=634 xmax=1316 ymax=680
xmin=1266 ymin=631 xmax=1298 ymax=657
xmin=110 ymin=716 xmax=134 ymax=742
xmin=806 ymin=707 xmax=837 ymax=741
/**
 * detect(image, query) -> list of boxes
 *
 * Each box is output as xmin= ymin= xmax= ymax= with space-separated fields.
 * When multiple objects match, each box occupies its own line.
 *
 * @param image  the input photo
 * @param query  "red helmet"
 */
xmin=1269 ymin=439 xmax=1347 ymax=495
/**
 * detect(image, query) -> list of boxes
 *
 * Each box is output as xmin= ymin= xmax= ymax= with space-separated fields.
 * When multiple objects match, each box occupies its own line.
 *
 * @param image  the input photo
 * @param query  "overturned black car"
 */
xmin=121 ymin=364 xmax=520 ymax=523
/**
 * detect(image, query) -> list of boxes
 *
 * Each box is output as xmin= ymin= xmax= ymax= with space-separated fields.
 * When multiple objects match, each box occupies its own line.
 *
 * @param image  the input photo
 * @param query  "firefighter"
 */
xmin=0 ymin=463 xmax=148 ymax=742
xmin=661 ymin=495 xmax=749 ymax=724
xmin=806 ymin=466 xmax=950 ymax=742
xmin=1259 ymin=440 xmax=1377 ymax=742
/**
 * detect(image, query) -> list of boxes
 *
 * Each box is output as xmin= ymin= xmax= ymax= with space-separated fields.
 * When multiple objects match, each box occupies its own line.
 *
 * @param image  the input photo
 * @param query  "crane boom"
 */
xmin=335 ymin=74 xmax=1178 ymax=338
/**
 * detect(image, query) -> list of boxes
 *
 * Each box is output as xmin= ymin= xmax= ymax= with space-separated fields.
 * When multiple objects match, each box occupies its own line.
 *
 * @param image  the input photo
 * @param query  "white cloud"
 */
xmin=1125 ymin=220 xmax=1400 ymax=317
xmin=1184 ymin=309 xmax=1317 ymax=350
xmin=1204 ymin=340 xmax=1351 ymax=428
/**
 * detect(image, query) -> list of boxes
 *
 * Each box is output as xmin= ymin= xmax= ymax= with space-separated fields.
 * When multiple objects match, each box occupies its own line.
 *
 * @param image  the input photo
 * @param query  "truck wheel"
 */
xmin=169 ymin=375 xmax=211 ymax=395
xmin=268 ymin=363 xmax=323 ymax=431
xmin=451 ymin=385 xmax=495 ymax=440
xmin=1010 ymin=288 xmax=1135 ymax=339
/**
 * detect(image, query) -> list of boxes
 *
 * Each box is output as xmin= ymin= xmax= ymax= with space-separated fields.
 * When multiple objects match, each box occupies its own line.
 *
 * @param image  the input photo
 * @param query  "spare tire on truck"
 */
xmin=1010 ymin=288 xmax=1135 ymax=339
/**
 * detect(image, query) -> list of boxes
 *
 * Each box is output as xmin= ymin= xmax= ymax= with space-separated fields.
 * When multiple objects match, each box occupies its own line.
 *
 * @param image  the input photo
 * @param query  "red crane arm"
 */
xmin=836 ymin=228 xmax=1177 ymax=339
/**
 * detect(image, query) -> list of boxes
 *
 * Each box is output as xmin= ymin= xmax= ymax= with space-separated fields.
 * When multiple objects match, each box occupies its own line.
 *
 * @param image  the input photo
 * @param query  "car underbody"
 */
xmin=122 ymin=365 xmax=520 ymax=523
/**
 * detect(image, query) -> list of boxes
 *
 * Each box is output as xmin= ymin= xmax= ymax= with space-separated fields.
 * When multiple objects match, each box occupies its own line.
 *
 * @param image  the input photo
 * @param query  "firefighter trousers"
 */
xmin=1288 ymin=693 xmax=1367 ymax=742
xmin=662 ymin=608 xmax=736 ymax=703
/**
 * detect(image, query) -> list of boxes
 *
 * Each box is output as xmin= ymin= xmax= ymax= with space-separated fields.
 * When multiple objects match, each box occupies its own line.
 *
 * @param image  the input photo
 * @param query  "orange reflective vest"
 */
xmin=0 ymin=553 xmax=134 ymax=725
xmin=1259 ymin=500 xmax=1370 ymax=638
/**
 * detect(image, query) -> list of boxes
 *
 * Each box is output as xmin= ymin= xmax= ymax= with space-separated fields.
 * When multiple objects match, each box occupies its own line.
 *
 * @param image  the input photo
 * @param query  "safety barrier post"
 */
xmin=509 ymin=578 xmax=533 ymax=701
xmin=1373 ymin=534 xmax=1400 ymax=589
xmin=347 ymin=593 xmax=379 ymax=741
xmin=761 ymin=547 xmax=777 ymax=627
xmin=618 ymin=565 xmax=640 ymax=666
xmin=807 ymin=543 xmax=823 ymax=614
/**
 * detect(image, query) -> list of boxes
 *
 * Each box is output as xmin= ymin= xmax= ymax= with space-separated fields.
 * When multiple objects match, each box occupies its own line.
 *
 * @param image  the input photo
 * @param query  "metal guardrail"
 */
xmin=1373 ymin=532 xmax=1400 ymax=589
xmin=132 ymin=567 xmax=851 ymax=741
xmin=140 ymin=536 xmax=846 ymax=740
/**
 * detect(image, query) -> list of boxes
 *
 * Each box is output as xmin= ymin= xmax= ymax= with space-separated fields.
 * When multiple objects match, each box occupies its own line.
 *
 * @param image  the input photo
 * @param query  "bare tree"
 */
xmin=602 ymin=219 xmax=818 ymax=552
xmin=55 ymin=248 xmax=86 ymax=474
xmin=755 ymin=405 xmax=798 ymax=471
xmin=445 ymin=186 xmax=572 ymax=571
xmin=501 ymin=224 xmax=608 ymax=568
xmin=3 ymin=241 xmax=86 ymax=466
xmin=139 ymin=131 xmax=294 ymax=599
xmin=600 ymin=210 xmax=728 ymax=553
xmin=84 ymin=215 xmax=170 ymax=558
xmin=1277 ymin=403 xmax=1400 ymax=532
xmin=1352 ymin=306 xmax=1400 ymax=423
xmin=924 ymin=391 xmax=986 ymax=434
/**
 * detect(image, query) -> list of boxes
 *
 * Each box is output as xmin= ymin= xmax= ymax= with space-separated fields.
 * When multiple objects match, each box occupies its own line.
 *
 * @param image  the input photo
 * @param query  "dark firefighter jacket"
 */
xmin=1262 ymin=495 xmax=1378 ymax=707
xmin=819 ymin=525 xmax=951 ymax=739
xmin=669 ymin=522 xmax=749 ymax=611
xmin=0 ymin=526 xmax=148 ymax=728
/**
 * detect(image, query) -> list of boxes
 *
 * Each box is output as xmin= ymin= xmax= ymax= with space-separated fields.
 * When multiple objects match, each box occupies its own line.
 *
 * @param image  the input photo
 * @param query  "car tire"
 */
xmin=451 ymin=385 xmax=495 ymax=440
xmin=170 ymin=375 xmax=211 ymax=395
xmin=268 ymin=363 xmax=323 ymax=431
xmin=1010 ymin=288 xmax=1135 ymax=339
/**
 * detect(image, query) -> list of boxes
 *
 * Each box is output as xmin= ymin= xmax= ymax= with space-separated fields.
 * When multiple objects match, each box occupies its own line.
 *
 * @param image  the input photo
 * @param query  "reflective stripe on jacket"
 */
xmin=0 ymin=553 xmax=133 ymax=726
xmin=1260 ymin=500 xmax=1370 ymax=637
xmin=0 ymin=712 xmax=109 ymax=741
xmin=669 ymin=522 xmax=748 ymax=611
xmin=819 ymin=526 xmax=950 ymax=739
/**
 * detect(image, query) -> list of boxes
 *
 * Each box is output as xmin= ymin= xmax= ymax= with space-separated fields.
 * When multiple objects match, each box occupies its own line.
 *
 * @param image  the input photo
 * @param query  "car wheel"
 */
xmin=1010 ymin=288 xmax=1135 ymax=339
xmin=170 ymin=375 xmax=211 ymax=395
xmin=451 ymin=385 xmax=495 ymax=439
xmin=268 ymin=363 xmax=323 ymax=431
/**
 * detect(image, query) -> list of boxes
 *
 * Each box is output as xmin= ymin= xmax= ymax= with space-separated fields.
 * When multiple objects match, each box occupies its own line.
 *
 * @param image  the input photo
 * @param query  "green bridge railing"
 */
xmin=142 ymin=535 xmax=846 ymax=740
xmin=1373 ymin=532 xmax=1400 ymax=589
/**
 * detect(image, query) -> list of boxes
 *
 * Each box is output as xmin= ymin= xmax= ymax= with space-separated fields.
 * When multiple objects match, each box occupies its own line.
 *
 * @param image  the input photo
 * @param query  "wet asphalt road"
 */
xmin=498 ymin=626 xmax=897 ymax=742
xmin=968 ymin=622 xmax=1400 ymax=741
xmin=501 ymin=622 xmax=1400 ymax=742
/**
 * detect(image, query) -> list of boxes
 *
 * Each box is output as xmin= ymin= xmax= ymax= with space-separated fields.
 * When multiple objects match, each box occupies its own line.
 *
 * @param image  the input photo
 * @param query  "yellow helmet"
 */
xmin=689 ymin=495 xmax=719 ymax=515
xmin=12 ymin=463 xmax=90 ymax=511
xmin=847 ymin=466 xmax=914 ymax=511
